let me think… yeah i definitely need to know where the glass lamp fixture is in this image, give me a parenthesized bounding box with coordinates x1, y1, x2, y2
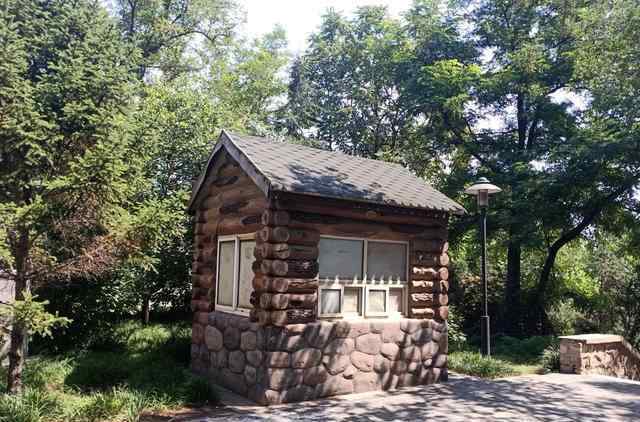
(464, 177, 502, 207)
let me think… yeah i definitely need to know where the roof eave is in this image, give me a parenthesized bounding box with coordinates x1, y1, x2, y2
(272, 189, 467, 217)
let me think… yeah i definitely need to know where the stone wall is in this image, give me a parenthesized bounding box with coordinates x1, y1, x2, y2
(192, 311, 448, 405)
(559, 334, 640, 381)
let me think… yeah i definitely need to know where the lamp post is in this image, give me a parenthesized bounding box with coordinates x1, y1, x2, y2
(465, 177, 501, 357)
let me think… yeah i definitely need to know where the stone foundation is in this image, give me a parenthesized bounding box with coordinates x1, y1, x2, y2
(559, 334, 640, 381)
(192, 311, 448, 405)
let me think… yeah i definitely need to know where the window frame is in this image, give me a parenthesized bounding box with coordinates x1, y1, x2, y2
(215, 233, 256, 316)
(317, 235, 409, 319)
(388, 286, 405, 317)
(364, 285, 389, 318)
(318, 283, 343, 318)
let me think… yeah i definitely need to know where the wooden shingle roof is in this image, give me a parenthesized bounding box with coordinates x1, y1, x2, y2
(188, 130, 465, 215)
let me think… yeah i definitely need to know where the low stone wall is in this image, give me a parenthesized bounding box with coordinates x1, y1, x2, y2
(559, 334, 640, 381)
(191, 311, 448, 404)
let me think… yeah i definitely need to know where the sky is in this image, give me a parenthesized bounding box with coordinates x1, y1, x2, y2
(240, 0, 413, 53)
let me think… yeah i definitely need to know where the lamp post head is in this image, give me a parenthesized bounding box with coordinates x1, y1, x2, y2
(464, 177, 501, 207)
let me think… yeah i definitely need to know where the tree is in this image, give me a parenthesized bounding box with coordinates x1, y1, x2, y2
(127, 79, 218, 323)
(208, 27, 290, 133)
(123, 29, 289, 323)
(409, 0, 640, 333)
(284, 6, 413, 156)
(0, 0, 141, 393)
(113, 0, 241, 79)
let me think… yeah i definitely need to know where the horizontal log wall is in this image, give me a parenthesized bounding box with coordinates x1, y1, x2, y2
(191, 152, 268, 354)
(409, 233, 449, 321)
(192, 168, 450, 335)
(259, 203, 450, 324)
(253, 208, 321, 326)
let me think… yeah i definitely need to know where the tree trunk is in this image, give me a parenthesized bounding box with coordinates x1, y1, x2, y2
(532, 183, 635, 332)
(527, 244, 560, 334)
(7, 229, 30, 394)
(504, 239, 522, 336)
(142, 296, 151, 325)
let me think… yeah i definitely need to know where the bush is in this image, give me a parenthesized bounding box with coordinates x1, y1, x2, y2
(447, 306, 468, 351)
(492, 335, 554, 363)
(0, 321, 217, 422)
(183, 375, 216, 405)
(546, 298, 583, 336)
(541, 341, 561, 373)
(0, 388, 62, 422)
(448, 351, 517, 378)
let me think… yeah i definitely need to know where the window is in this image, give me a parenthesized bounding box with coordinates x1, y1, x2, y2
(317, 236, 408, 319)
(318, 238, 363, 279)
(319, 287, 341, 316)
(215, 234, 256, 314)
(389, 288, 404, 315)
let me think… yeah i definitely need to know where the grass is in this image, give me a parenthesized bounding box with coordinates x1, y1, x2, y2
(449, 335, 555, 378)
(0, 321, 218, 422)
(448, 351, 518, 378)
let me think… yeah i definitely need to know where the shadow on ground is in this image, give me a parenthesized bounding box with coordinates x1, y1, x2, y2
(171, 373, 640, 421)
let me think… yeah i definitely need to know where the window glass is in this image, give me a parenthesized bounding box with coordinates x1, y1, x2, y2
(217, 241, 235, 306)
(318, 238, 363, 279)
(389, 288, 403, 314)
(320, 289, 341, 314)
(237, 240, 256, 309)
(367, 289, 386, 313)
(366, 241, 407, 281)
(343, 287, 361, 314)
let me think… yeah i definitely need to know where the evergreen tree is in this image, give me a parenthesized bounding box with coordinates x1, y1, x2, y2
(0, 0, 140, 392)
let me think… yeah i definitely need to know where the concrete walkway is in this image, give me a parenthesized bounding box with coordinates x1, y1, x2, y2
(174, 373, 640, 421)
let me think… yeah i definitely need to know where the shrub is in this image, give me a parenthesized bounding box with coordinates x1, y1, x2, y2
(546, 298, 584, 336)
(0, 321, 216, 422)
(20, 357, 73, 391)
(541, 341, 561, 373)
(447, 306, 467, 351)
(448, 351, 517, 378)
(0, 388, 62, 422)
(77, 388, 129, 422)
(183, 375, 216, 405)
(65, 351, 135, 390)
(492, 335, 554, 363)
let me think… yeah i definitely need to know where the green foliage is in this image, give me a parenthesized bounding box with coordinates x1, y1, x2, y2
(448, 351, 517, 379)
(32, 277, 139, 352)
(0, 293, 70, 338)
(492, 336, 554, 364)
(546, 298, 584, 336)
(0, 388, 62, 422)
(0, 0, 143, 283)
(0, 321, 217, 422)
(113, 0, 241, 79)
(447, 232, 507, 335)
(555, 241, 600, 300)
(541, 341, 561, 374)
(283, 6, 414, 155)
(447, 306, 467, 352)
(207, 27, 289, 133)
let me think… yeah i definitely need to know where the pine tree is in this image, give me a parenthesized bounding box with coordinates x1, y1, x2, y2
(0, 0, 141, 393)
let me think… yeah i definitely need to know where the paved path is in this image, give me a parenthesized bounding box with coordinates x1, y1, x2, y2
(173, 373, 640, 421)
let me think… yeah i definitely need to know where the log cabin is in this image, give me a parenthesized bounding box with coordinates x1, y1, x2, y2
(188, 130, 465, 404)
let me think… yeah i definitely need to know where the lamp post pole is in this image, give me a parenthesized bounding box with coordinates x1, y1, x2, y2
(464, 177, 500, 358)
(479, 205, 490, 356)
